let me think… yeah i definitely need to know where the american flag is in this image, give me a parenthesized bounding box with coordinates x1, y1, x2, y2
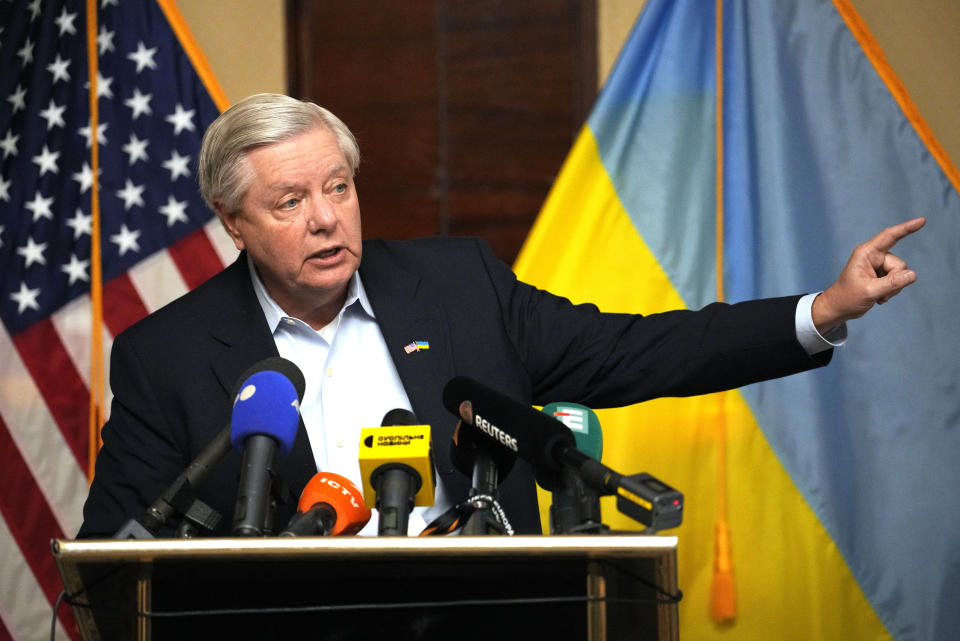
(0, 0, 232, 637)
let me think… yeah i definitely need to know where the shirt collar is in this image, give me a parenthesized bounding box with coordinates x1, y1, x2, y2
(246, 253, 375, 334)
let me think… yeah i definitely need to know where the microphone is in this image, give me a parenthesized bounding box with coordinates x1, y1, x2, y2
(280, 472, 371, 536)
(115, 357, 305, 539)
(542, 403, 605, 534)
(442, 376, 574, 491)
(448, 403, 517, 535)
(230, 359, 304, 536)
(449, 413, 516, 489)
(545, 402, 603, 457)
(114, 427, 231, 539)
(358, 409, 435, 536)
(442, 376, 684, 531)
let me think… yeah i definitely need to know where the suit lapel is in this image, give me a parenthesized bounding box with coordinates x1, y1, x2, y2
(206, 253, 318, 493)
(359, 242, 460, 478)
(207, 254, 278, 395)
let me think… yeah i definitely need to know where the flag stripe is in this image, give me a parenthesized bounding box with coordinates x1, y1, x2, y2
(0, 417, 66, 594)
(586, 0, 718, 311)
(516, 128, 686, 315)
(128, 249, 190, 314)
(167, 226, 227, 289)
(102, 274, 151, 337)
(0, 329, 87, 536)
(0, 512, 71, 641)
(0, 416, 79, 639)
(204, 218, 240, 267)
(50, 296, 98, 391)
(0, 611, 12, 641)
(48, 297, 117, 428)
(12, 321, 89, 469)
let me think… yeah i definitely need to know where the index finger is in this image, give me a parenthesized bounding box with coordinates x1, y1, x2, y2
(868, 217, 926, 253)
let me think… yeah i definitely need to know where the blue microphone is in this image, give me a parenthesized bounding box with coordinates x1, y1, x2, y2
(230, 362, 303, 536)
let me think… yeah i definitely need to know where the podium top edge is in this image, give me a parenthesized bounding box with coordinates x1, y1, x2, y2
(52, 534, 678, 562)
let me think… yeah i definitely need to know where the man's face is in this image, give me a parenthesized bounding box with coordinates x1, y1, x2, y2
(217, 126, 362, 326)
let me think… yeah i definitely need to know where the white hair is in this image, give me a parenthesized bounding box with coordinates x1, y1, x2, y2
(198, 93, 360, 212)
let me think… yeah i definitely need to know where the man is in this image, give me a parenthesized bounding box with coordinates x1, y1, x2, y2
(78, 94, 924, 538)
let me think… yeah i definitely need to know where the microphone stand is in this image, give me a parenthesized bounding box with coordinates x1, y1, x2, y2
(549, 466, 607, 535)
(460, 450, 510, 535)
(115, 428, 232, 539)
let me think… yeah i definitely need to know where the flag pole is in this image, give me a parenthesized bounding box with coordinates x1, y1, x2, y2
(710, 0, 736, 624)
(86, 0, 105, 480)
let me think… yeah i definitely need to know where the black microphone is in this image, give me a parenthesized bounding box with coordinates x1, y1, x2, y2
(114, 426, 232, 539)
(449, 407, 517, 535)
(115, 357, 305, 539)
(358, 409, 434, 536)
(230, 358, 305, 536)
(449, 413, 516, 492)
(442, 376, 684, 530)
(442, 376, 574, 491)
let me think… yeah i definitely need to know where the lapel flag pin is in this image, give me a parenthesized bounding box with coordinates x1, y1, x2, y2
(404, 340, 430, 354)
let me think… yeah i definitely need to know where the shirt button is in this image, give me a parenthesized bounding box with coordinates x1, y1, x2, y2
(326, 367, 334, 377)
(336, 439, 344, 448)
(284, 318, 296, 326)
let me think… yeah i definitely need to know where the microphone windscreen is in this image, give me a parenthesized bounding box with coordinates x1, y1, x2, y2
(230, 369, 300, 457)
(449, 420, 515, 479)
(542, 402, 603, 460)
(298, 472, 371, 536)
(232, 356, 306, 401)
(381, 408, 418, 426)
(358, 423, 435, 508)
(442, 376, 575, 473)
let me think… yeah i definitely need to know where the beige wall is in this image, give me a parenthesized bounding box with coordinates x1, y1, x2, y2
(178, 0, 959, 168)
(853, 0, 960, 166)
(598, 0, 646, 84)
(176, 0, 286, 105)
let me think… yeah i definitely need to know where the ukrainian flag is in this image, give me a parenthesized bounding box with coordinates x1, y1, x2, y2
(515, 1, 960, 640)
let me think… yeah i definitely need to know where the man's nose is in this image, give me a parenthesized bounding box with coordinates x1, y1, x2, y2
(305, 198, 337, 233)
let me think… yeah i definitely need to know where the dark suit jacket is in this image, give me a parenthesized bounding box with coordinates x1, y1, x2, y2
(78, 236, 829, 538)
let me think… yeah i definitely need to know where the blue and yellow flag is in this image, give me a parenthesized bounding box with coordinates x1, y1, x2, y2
(515, 1, 960, 640)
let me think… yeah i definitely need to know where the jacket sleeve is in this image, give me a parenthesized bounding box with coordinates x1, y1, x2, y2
(470, 239, 831, 408)
(76, 331, 190, 538)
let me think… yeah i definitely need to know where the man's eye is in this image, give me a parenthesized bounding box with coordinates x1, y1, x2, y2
(280, 198, 299, 209)
(334, 183, 347, 194)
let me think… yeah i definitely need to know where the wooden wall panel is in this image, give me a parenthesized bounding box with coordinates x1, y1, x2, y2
(287, 0, 596, 263)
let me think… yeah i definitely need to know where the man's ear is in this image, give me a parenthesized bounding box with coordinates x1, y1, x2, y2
(214, 201, 245, 251)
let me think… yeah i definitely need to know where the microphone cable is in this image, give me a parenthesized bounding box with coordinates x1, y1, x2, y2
(418, 494, 515, 536)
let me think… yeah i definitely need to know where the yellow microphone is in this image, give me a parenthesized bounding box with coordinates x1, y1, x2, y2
(358, 409, 435, 535)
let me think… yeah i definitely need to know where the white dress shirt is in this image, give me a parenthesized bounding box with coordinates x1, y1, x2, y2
(796, 292, 848, 353)
(247, 257, 449, 536)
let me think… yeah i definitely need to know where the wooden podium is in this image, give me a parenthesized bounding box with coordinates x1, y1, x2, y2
(53, 535, 679, 640)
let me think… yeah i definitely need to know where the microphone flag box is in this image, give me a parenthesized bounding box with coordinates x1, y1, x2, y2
(358, 425, 435, 508)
